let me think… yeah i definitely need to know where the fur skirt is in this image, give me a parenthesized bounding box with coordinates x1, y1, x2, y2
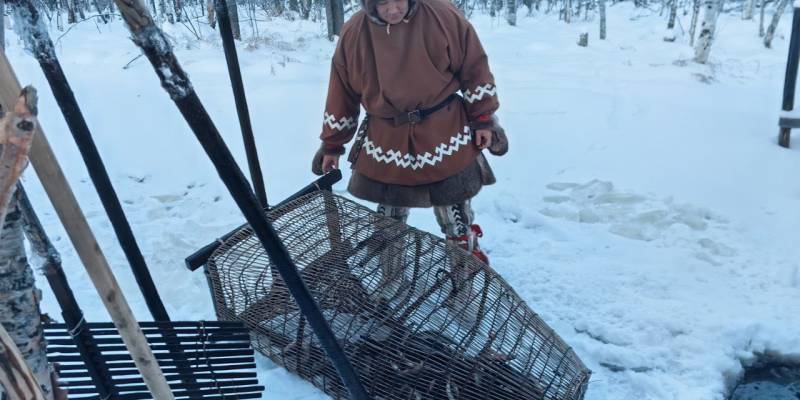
(348, 153, 496, 208)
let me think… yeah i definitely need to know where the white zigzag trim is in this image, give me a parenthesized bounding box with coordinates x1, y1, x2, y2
(463, 83, 497, 104)
(324, 112, 357, 131)
(363, 127, 472, 170)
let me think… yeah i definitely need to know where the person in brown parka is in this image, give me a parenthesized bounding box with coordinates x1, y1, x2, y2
(312, 0, 507, 264)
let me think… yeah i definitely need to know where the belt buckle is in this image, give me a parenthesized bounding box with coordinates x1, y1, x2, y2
(407, 110, 422, 125)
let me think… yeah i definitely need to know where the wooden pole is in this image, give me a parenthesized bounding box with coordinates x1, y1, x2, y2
(0, 323, 46, 400)
(779, 7, 800, 148)
(0, 52, 175, 400)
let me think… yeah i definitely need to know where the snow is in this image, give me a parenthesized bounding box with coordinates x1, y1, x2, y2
(5, 3, 800, 399)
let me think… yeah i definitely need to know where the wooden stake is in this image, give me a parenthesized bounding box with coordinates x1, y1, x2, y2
(0, 323, 46, 400)
(0, 52, 175, 400)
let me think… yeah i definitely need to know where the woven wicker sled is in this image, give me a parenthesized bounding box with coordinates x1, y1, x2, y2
(204, 190, 591, 400)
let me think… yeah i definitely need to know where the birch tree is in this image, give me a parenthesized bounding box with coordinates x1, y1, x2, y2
(0, 0, 4, 50)
(505, 0, 517, 25)
(228, 0, 241, 40)
(764, 0, 791, 48)
(0, 89, 56, 400)
(325, 0, 344, 39)
(759, 0, 767, 36)
(694, 0, 722, 63)
(0, 200, 55, 400)
(743, 0, 754, 19)
(667, 0, 677, 29)
(599, 0, 607, 39)
(689, 0, 701, 45)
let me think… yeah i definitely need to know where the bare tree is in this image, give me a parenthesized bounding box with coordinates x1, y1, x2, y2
(667, 0, 677, 28)
(0, 0, 4, 50)
(174, 0, 183, 21)
(759, 0, 767, 35)
(66, 0, 77, 22)
(599, 0, 607, 38)
(0, 201, 55, 400)
(694, 0, 722, 63)
(207, 0, 216, 27)
(505, 0, 517, 25)
(764, 0, 790, 48)
(0, 88, 57, 400)
(689, 0, 701, 45)
(228, 0, 241, 39)
(743, 0, 754, 19)
(324, 0, 343, 39)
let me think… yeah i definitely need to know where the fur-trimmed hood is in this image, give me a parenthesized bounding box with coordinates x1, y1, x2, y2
(360, 0, 419, 26)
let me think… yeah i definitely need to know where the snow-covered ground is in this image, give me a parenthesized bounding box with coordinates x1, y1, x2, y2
(5, 3, 800, 399)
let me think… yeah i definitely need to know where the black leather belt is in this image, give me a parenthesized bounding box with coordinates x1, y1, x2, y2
(382, 93, 459, 126)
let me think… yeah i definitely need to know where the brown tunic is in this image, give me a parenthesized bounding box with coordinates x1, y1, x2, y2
(319, 0, 500, 187)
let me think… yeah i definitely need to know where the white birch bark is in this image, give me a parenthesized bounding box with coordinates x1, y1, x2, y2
(0, 202, 54, 400)
(764, 0, 791, 48)
(0, 89, 53, 400)
(689, 0, 701, 45)
(694, 0, 722, 63)
(228, 0, 240, 40)
(743, 0, 754, 19)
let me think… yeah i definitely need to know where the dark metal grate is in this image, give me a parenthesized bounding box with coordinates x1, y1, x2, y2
(44, 320, 264, 399)
(207, 191, 590, 400)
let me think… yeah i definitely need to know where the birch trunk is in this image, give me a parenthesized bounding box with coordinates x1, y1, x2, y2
(207, 0, 215, 28)
(0, 0, 4, 50)
(764, 0, 790, 48)
(743, 0, 754, 19)
(66, 0, 76, 23)
(667, 0, 677, 28)
(174, 0, 182, 21)
(158, 0, 166, 20)
(0, 88, 53, 400)
(760, 0, 767, 36)
(599, 0, 607, 38)
(0, 201, 53, 400)
(325, 0, 344, 39)
(505, 0, 517, 25)
(689, 0, 700, 44)
(694, 0, 722, 63)
(228, 0, 240, 40)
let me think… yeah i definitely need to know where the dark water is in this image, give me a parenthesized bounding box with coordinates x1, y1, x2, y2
(730, 363, 800, 400)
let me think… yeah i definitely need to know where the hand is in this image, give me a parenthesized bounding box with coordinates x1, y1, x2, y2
(322, 154, 340, 173)
(475, 129, 493, 150)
